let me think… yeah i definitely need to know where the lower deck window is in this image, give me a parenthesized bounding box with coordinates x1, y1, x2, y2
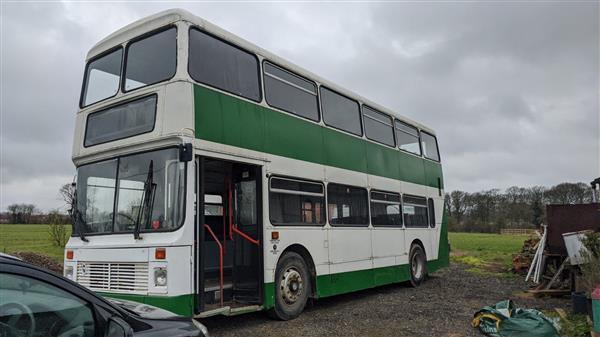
(403, 195, 429, 228)
(327, 183, 368, 226)
(428, 198, 436, 228)
(269, 177, 324, 226)
(371, 191, 402, 227)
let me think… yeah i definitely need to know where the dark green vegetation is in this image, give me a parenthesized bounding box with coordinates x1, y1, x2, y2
(446, 182, 594, 233)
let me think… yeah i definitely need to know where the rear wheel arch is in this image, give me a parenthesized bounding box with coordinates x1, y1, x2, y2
(410, 239, 427, 259)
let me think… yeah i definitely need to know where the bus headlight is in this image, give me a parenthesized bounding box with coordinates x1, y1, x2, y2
(64, 266, 74, 280)
(154, 267, 167, 287)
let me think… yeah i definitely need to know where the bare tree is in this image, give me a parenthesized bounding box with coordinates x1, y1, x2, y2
(47, 209, 70, 246)
(6, 203, 38, 224)
(59, 183, 75, 214)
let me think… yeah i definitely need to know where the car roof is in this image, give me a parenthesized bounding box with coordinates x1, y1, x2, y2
(0, 252, 21, 260)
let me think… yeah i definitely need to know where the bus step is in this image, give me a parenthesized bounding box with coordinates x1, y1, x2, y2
(197, 306, 231, 318)
(196, 305, 262, 318)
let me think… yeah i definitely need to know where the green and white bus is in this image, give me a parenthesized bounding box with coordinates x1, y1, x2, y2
(64, 9, 449, 320)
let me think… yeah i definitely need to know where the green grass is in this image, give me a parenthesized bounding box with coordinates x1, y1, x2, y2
(0, 225, 530, 274)
(0, 224, 70, 262)
(449, 232, 530, 276)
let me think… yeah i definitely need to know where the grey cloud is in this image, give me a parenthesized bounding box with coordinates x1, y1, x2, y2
(1, 2, 598, 211)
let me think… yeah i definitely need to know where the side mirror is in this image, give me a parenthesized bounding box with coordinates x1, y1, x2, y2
(106, 316, 133, 337)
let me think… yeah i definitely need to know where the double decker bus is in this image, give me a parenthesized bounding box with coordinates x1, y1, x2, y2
(64, 8, 449, 320)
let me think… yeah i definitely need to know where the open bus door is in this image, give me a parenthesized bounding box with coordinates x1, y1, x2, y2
(196, 157, 262, 315)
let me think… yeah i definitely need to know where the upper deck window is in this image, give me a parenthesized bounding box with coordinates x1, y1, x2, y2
(188, 28, 261, 102)
(81, 48, 122, 107)
(263, 62, 319, 121)
(421, 131, 440, 161)
(320, 87, 362, 136)
(363, 106, 395, 147)
(395, 120, 421, 155)
(124, 27, 177, 91)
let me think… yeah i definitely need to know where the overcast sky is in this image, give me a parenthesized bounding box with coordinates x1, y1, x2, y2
(1, 1, 598, 212)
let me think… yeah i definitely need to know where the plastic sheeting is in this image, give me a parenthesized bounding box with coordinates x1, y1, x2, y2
(472, 300, 560, 337)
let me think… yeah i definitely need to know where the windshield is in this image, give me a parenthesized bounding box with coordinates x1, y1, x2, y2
(74, 148, 185, 235)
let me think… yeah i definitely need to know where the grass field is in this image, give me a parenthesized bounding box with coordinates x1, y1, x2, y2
(0, 224, 529, 273)
(449, 232, 530, 276)
(0, 224, 70, 262)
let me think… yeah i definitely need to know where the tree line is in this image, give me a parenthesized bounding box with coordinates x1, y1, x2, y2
(445, 182, 595, 233)
(2, 204, 70, 224)
(1, 182, 595, 232)
(1, 184, 74, 224)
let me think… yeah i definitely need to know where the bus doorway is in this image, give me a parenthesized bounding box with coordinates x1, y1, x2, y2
(197, 157, 262, 314)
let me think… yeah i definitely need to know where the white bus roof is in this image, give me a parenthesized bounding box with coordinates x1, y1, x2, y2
(88, 8, 436, 135)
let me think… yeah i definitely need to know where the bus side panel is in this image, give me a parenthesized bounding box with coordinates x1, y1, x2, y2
(315, 264, 411, 298)
(262, 228, 329, 310)
(365, 141, 400, 180)
(427, 209, 450, 273)
(194, 85, 266, 153)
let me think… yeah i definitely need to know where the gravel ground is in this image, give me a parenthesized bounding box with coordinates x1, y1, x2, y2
(202, 263, 568, 337)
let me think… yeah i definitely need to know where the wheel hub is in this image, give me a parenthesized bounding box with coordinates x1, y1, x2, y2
(280, 268, 303, 304)
(412, 252, 424, 279)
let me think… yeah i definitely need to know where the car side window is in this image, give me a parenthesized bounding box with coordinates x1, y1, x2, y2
(0, 273, 96, 337)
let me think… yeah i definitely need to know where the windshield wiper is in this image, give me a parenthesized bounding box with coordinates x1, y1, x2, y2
(70, 186, 89, 242)
(134, 160, 156, 240)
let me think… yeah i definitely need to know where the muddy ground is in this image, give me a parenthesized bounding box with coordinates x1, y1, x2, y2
(202, 263, 568, 337)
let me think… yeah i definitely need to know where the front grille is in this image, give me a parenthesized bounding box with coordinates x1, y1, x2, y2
(77, 262, 148, 294)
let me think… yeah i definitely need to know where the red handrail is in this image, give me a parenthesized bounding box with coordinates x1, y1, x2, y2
(232, 225, 260, 246)
(227, 176, 259, 246)
(203, 224, 223, 307)
(228, 177, 233, 240)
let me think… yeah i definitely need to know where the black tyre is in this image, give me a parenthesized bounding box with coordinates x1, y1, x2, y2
(269, 252, 310, 320)
(409, 244, 427, 287)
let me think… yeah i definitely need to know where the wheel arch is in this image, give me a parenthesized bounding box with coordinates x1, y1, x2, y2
(278, 244, 317, 298)
(410, 239, 427, 259)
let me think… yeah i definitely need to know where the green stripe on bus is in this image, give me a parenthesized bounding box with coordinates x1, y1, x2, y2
(428, 210, 450, 273)
(194, 85, 444, 189)
(97, 292, 194, 317)
(263, 210, 450, 310)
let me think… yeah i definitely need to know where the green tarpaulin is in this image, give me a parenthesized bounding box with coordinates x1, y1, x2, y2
(472, 300, 560, 337)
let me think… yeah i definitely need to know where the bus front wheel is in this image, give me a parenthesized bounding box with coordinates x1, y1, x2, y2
(409, 244, 427, 287)
(270, 252, 310, 320)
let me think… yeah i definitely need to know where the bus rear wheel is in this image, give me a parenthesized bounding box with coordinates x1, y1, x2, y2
(270, 252, 310, 320)
(409, 244, 427, 287)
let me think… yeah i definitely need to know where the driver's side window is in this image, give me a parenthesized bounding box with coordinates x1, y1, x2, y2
(0, 273, 96, 337)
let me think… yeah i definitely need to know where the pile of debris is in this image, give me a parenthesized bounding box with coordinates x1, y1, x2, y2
(513, 233, 541, 274)
(11, 251, 63, 275)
